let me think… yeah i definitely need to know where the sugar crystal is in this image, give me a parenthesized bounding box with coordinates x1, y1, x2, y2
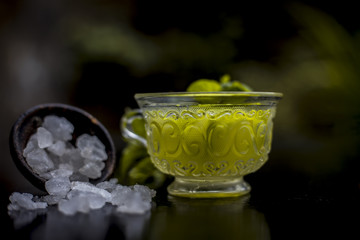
(40, 195, 63, 205)
(69, 172, 89, 182)
(23, 135, 38, 158)
(45, 177, 71, 196)
(36, 127, 53, 148)
(116, 192, 151, 214)
(9, 192, 47, 210)
(71, 181, 112, 200)
(79, 161, 104, 179)
(109, 185, 132, 206)
(58, 197, 90, 215)
(67, 190, 106, 210)
(60, 148, 84, 171)
(47, 140, 66, 156)
(43, 115, 74, 141)
(132, 184, 156, 202)
(11, 114, 156, 217)
(26, 148, 54, 174)
(96, 178, 118, 192)
(76, 134, 107, 161)
(48, 168, 73, 179)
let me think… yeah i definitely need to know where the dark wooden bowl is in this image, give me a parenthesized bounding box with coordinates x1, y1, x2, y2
(9, 103, 116, 191)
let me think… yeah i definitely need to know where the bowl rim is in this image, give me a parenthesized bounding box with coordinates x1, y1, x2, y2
(135, 91, 283, 106)
(135, 91, 283, 99)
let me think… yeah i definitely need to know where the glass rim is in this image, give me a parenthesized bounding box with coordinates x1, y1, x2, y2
(135, 91, 283, 99)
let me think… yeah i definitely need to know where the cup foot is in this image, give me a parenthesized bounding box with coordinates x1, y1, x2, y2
(167, 177, 251, 198)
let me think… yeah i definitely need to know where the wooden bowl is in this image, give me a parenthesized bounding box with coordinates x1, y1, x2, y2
(9, 103, 116, 191)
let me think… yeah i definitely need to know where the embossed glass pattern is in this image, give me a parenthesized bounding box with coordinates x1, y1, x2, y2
(126, 92, 282, 198)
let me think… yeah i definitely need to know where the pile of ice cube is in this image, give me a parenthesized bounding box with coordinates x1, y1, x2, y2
(8, 115, 156, 215)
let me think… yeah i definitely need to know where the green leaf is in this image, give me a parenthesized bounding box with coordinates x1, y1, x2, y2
(127, 156, 167, 189)
(221, 80, 253, 91)
(186, 79, 222, 92)
(220, 74, 231, 84)
(115, 142, 167, 189)
(187, 75, 252, 92)
(116, 143, 148, 183)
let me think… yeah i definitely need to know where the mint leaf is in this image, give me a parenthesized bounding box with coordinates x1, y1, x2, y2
(220, 74, 231, 84)
(221, 80, 253, 91)
(116, 143, 148, 183)
(187, 75, 252, 92)
(186, 79, 222, 92)
(127, 156, 167, 189)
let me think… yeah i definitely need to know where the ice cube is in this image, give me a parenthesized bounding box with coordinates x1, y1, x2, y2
(79, 161, 104, 179)
(36, 127, 54, 148)
(47, 140, 66, 156)
(26, 148, 54, 174)
(45, 177, 71, 196)
(43, 115, 74, 141)
(76, 134, 107, 161)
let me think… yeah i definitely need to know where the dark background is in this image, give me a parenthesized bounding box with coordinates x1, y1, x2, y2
(0, 1, 359, 238)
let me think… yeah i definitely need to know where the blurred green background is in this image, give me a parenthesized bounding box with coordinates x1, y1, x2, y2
(0, 0, 359, 193)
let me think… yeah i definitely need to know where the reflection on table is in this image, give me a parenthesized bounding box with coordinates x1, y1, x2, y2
(148, 195, 270, 240)
(8, 194, 270, 240)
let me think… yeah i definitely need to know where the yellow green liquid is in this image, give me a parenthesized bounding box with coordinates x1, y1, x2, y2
(144, 105, 275, 179)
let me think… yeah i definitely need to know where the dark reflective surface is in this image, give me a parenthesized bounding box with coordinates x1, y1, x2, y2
(148, 195, 270, 240)
(7, 204, 151, 240)
(1, 1, 360, 240)
(3, 168, 360, 240)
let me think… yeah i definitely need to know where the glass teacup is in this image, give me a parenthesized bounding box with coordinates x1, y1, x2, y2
(121, 92, 282, 198)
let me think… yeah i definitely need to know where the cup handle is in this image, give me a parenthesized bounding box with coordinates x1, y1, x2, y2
(120, 108, 147, 147)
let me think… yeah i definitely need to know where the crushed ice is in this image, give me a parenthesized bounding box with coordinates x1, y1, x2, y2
(8, 115, 156, 216)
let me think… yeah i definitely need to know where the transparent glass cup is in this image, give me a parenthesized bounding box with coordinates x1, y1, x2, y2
(121, 92, 283, 198)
